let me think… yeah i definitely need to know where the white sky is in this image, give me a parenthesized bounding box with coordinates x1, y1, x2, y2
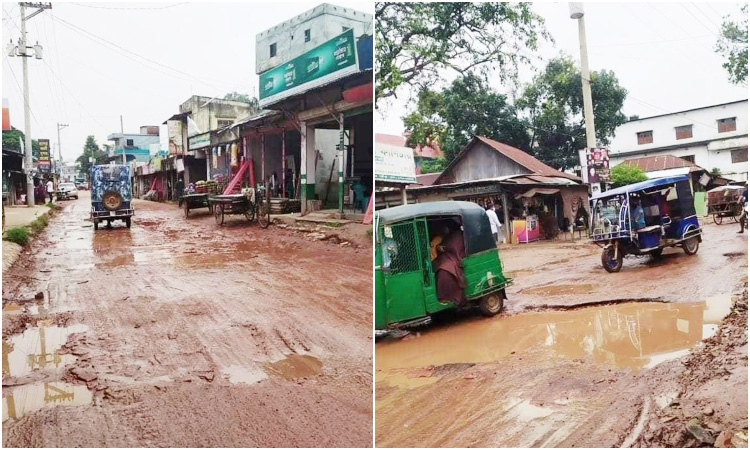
(2, 0, 372, 164)
(376, 1, 749, 137)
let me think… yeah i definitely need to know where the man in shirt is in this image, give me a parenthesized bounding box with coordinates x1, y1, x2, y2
(485, 203, 502, 244)
(632, 198, 646, 230)
(45, 178, 54, 203)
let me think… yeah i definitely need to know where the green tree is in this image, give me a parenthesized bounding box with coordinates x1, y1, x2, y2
(223, 91, 252, 103)
(716, 4, 748, 86)
(517, 55, 628, 170)
(403, 74, 530, 163)
(76, 135, 107, 179)
(419, 158, 447, 174)
(610, 164, 648, 187)
(2, 127, 40, 156)
(375, 2, 550, 103)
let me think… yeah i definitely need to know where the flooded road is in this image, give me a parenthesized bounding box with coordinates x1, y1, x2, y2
(3, 193, 372, 447)
(376, 222, 747, 447)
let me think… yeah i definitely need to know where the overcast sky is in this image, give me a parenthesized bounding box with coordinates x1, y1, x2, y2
(2, 1, 372, 164)
(376, 2, 748, 137)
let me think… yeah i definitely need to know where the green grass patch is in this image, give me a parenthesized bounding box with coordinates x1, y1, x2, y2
(28, 214, 50, 234)
(4, 227, 30, 246)
(45, 202, 56, 208)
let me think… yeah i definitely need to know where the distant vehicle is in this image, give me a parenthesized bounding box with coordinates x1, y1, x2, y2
(56, 182, 79, 200)
(90, 165, 133, 230)
(76, 182, 89, 191)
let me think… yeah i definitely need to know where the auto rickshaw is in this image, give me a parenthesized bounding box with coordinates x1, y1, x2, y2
(590, 175, 702, 273)
(375, 201, 512, 330)
(90, 164, 134, 230)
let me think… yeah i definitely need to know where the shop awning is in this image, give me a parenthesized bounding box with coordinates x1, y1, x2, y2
(516, 187, 560, 198)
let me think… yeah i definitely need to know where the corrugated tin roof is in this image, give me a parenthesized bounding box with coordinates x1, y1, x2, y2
(621, 154, 699, 172)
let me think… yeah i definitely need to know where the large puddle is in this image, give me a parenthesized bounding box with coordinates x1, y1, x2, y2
(376, 295, 733, 372)
(265, 354, 323, 380)
(2, 382, 93, 421)
(3, 322, 88, 378)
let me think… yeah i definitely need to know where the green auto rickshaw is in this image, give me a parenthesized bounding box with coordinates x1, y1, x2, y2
(375, 201, 512, 330)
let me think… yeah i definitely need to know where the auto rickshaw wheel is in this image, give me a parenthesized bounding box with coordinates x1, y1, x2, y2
(93, 219, 98, 231)
(650, 248, 663, 259)
(102, 191, 123, 211)
(214, 204, 224, 226)
(125, 217, 131, 228)
(683, 236, 700, 255)
(601, 246, 623, 273)
(478, 292, 503, 317)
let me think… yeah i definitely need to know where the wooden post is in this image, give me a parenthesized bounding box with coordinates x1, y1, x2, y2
(501, 191, 511, 243)
(281, 128, 286, 198)
(242, 135, 248, 186)
(261, 133, 266, 188)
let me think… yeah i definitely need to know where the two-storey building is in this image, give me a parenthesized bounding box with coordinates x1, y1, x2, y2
(609, 100, 748, 182)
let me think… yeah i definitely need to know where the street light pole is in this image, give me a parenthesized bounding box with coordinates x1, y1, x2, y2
(570, 2, 598, 193)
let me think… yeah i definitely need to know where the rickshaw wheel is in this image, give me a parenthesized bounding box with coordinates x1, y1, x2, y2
(683, 237, 699, 255)
(93, 219, 98, 231)
(214, 205, 224, 226)
(184, 203, 189, 218)
(257, 201, 270, 229)
(601, 246, 623, 273)
(714, 214, 723, 225)
(650, 248, 663, 259)
(478, 292, 503, 317)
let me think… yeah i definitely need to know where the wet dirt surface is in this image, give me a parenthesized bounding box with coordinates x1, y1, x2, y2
(3, 193, 372, 447)
(376, 223, 747, 448)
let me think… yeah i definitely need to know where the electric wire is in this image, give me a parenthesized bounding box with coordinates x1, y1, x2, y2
(68, 2, 188, 11)
(679, 3, 721, 37)
(3, 54, 43, 128)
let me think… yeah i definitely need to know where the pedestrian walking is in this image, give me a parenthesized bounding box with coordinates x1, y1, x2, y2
(45, 178, 55, 203)
(738, 185, 747, 234)
(485, 203, 502, 244)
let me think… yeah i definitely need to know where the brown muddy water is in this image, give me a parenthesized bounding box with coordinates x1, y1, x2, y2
(377, 294, 732, 376)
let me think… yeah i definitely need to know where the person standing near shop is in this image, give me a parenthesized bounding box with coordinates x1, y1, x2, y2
(45, 178, 55, 203)
(485, 203, 502, 243)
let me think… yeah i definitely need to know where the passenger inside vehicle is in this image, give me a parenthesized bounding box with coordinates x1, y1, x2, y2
(428, 217, 466, 305)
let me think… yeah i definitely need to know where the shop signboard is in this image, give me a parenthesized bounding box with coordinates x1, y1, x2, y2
(2, 98, 10, 131)
(259, 29, 358, 107)
(168, 120, 184, 155)
(586, 147, 610, 183)
(188, 132, 210, 151)
(374, 143, 417, 184)
(38, 139, 51, 172)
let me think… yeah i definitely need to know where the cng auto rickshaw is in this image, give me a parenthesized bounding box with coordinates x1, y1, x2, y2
(90, 164, 134, 230)
(591, 175, 702, 273)
(375, 201, 512, 330)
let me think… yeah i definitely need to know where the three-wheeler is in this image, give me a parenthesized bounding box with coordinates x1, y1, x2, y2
(375, 201, 512, 330)
(590, 175, 702, 273)
(90, 164, 134, 230)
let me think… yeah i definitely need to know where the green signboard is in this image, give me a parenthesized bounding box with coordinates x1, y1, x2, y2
(188, 132, 211, 150)
(259, 29, 357, 103)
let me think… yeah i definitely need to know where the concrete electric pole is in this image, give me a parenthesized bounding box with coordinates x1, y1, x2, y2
(9, 2, 52, 206)
(57, 122, 68, 179)
(569, 2, 599, 194)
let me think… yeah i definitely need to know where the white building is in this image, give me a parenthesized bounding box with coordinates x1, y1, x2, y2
(609, 100, 748, 182)
(255, 3, 373, 74)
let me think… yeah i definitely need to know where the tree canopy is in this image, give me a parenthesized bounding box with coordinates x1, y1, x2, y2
(75, 136, 107, 178)
(610, 164, 648, 187)
(2, 127, 40, 157)
(375, 2, 550, 103)
(716, 4, 748, 86)
(517, 56, 628, 170)
(403, 73, 529, 163)
(223, 91, 254, 104)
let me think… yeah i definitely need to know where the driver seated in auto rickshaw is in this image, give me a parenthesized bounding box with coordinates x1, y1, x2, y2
(431, 221, 467, 306)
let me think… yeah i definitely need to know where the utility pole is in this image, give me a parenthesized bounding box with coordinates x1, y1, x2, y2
(569, 2, 599, 195)
(57, 123, 68, 180)
(8, 2, 52, 206)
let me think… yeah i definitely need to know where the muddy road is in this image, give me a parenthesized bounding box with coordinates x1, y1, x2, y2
(3, 193, 372, 447)
(376, 222, 747, 447)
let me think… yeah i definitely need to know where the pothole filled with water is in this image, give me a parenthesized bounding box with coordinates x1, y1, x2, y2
(2, 381, 93, 421)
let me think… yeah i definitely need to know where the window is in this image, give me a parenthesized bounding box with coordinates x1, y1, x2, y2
(675, 125, 693, 140)
(637, 130, 653, 145)
(681, 155, 695, 163)
(731, 148, 748, 163)
(718, 117, 736, 133)
(269, 43, 277, 58)
(125, 139, 134, 147)
(304, 29, 310, 42)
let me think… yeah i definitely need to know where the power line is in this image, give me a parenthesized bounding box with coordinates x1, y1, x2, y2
(588, 34, 714, 48)
(2, 54, 42, 128)
(689, 3, 722, 33)
(34, 17, 64, 121)
(647, 3, 716, 54)
(679, 3, 720, 37)
(48, 12, 68, 121)
(69, 2, 188, 11)
(627, 96, 721, 130)
(49, 13, 242, 93)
